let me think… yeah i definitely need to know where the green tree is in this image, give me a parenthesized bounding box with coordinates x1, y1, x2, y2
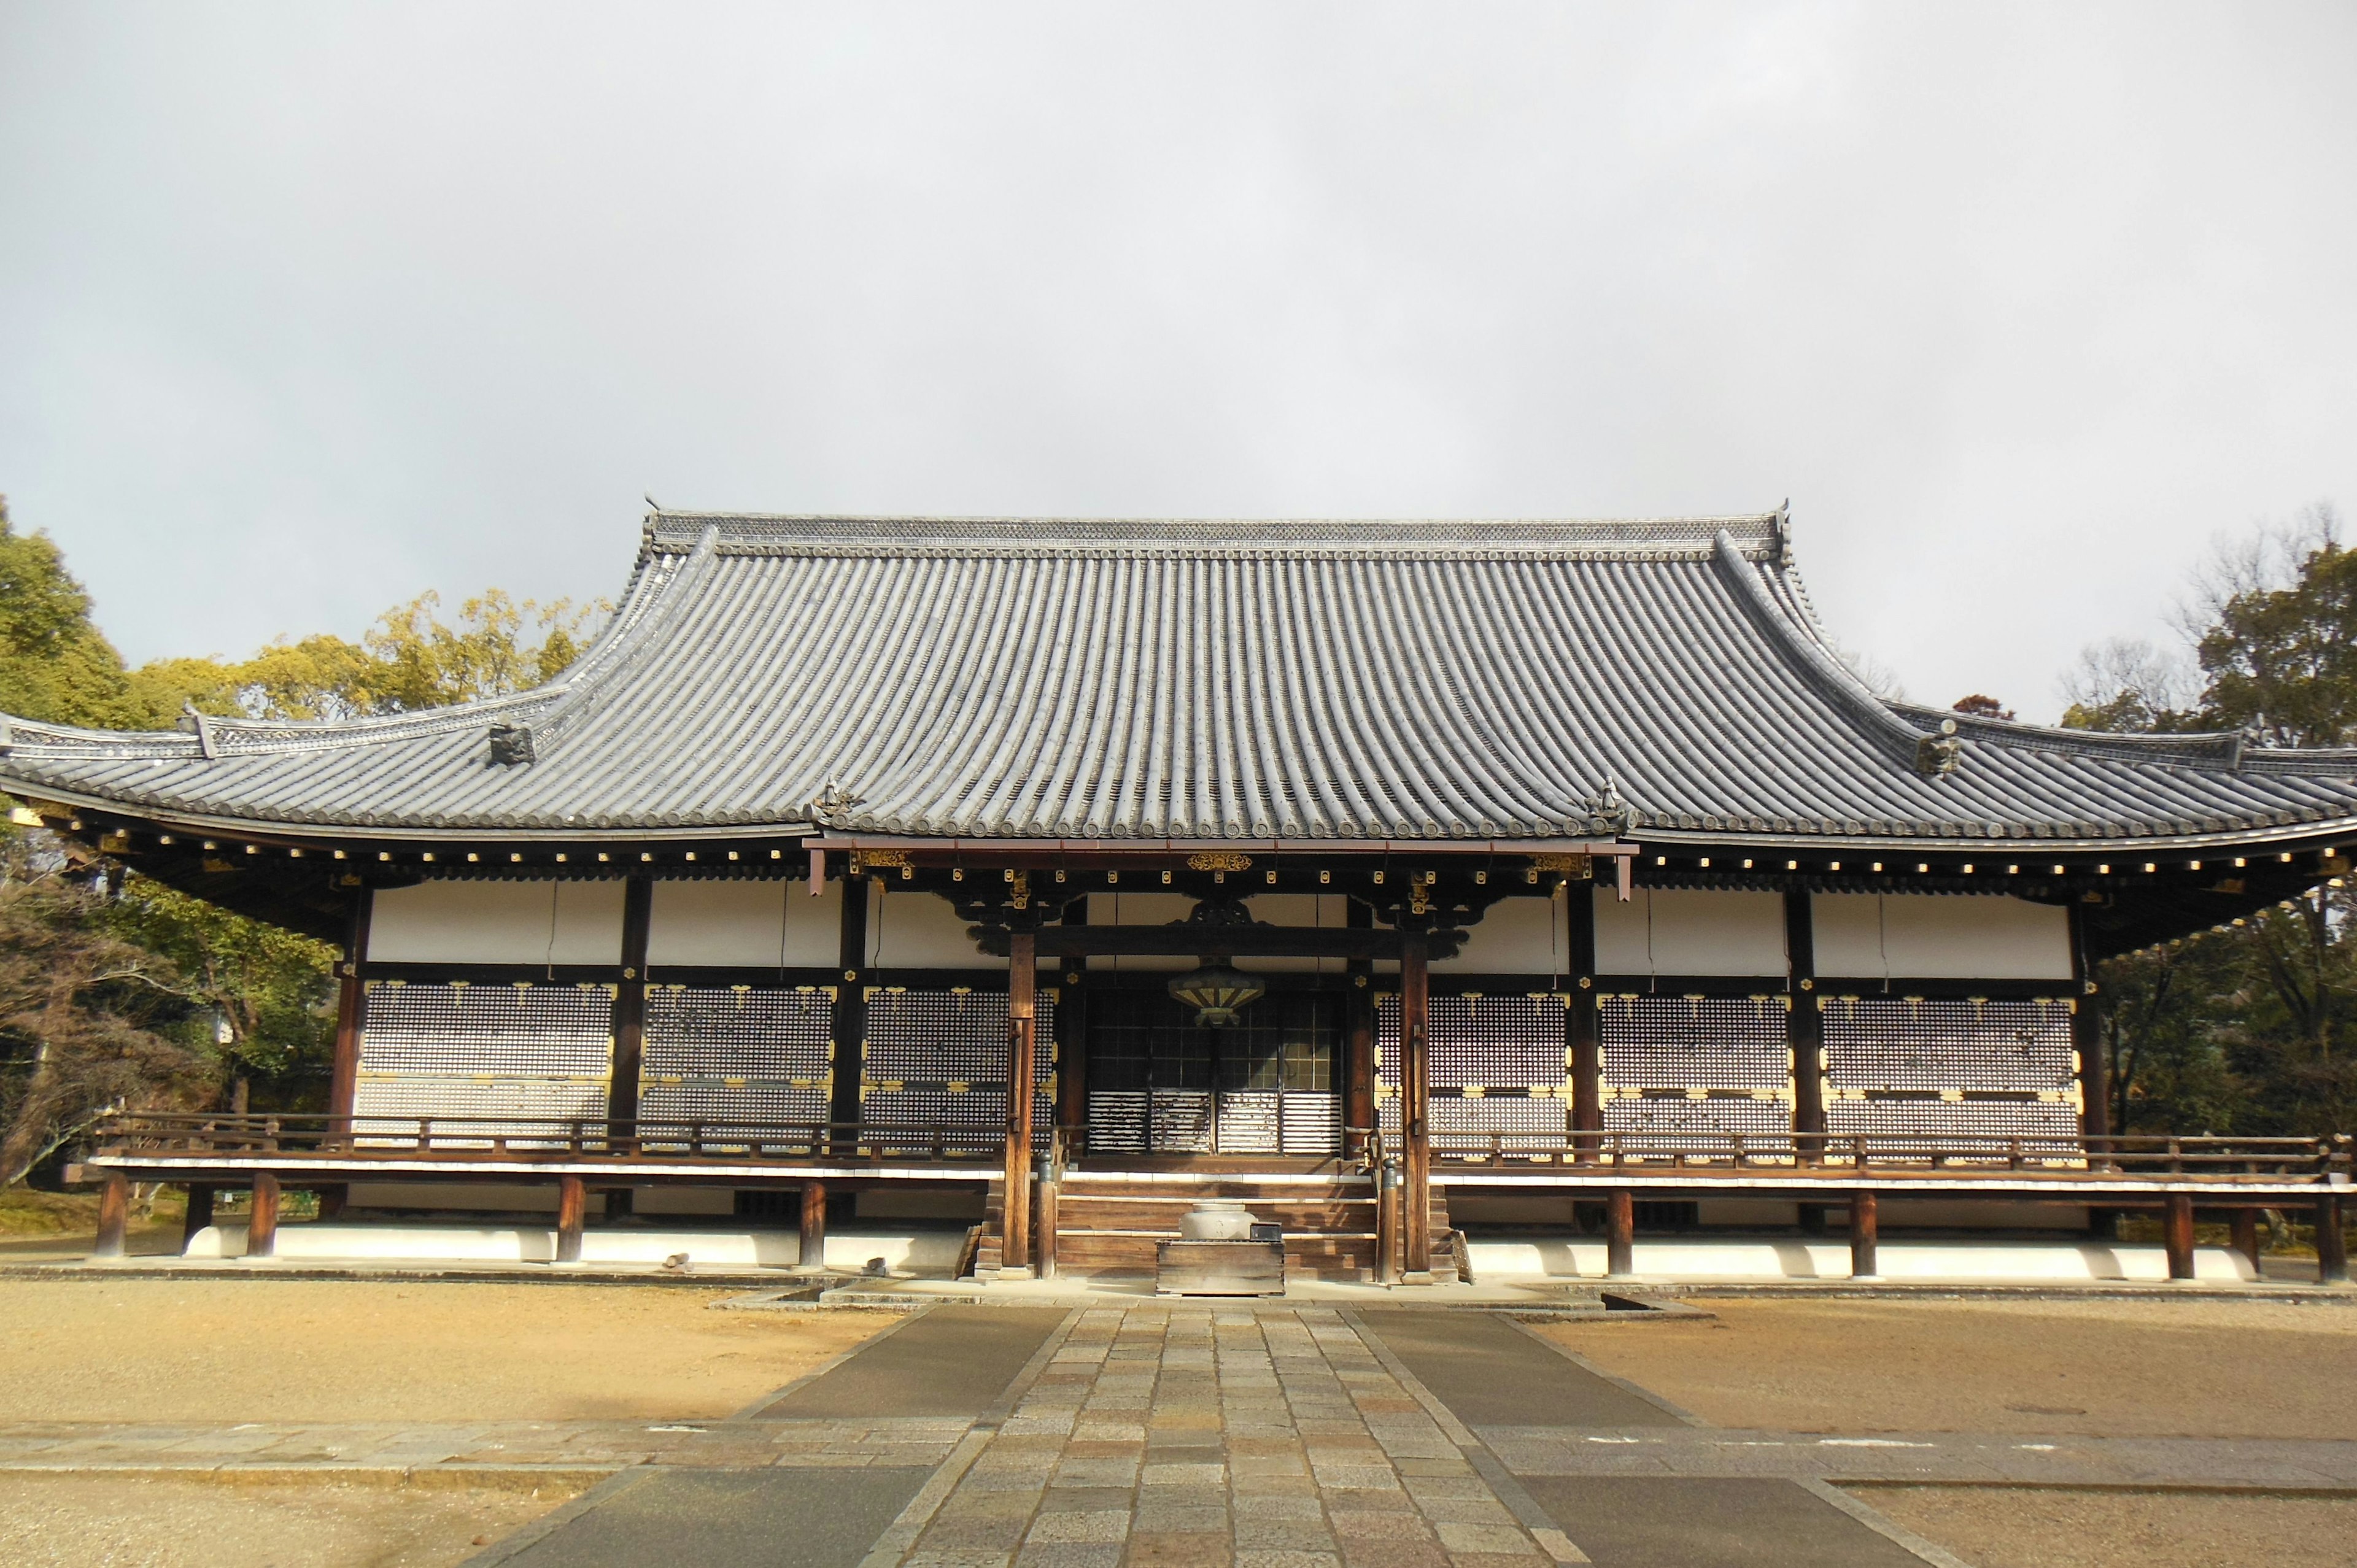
(0, 498, 175, 730)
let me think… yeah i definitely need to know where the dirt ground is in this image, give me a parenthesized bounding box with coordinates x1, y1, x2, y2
(1855, 1486, 2357, 1568)
(1544, 1296, 2357, 1439)
(0, 1280, 884, 1423)
(0, 1473, 579, 1568)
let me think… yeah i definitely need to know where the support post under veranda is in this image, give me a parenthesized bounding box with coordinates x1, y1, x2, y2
(1002, 930, 1037, 1278)
(92, 1172, 130, 1259)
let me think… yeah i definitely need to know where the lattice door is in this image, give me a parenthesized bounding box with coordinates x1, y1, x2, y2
(1822, 996, 2081, 1154)
(1597, 994, 1794, 1153)
(1377, 994, 1570, 1155)
(637, 985, 833, 1148)
(862, 987, 1057, 1153)
(354, 981, 614, 1146)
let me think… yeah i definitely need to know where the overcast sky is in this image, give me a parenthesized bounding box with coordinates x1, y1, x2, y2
(2, 4, 2352, 722)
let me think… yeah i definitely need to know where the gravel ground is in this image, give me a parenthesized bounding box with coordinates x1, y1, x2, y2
(1854, 1486, 2357, 1568)
(0, 1473, 579, 1568)
(0, 1279, 883, 1423)
(1544, 1296, 2357, 1439)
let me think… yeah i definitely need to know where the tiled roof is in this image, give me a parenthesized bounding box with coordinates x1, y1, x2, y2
(4, 511, 2355, 848)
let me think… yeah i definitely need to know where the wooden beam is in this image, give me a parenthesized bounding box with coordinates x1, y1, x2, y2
(831, 880, 870, 1153)
(1605, 1188, 1635, 1279)
(93, 1173, 130, 1259)
(1849, 1192, 1879, 1280)
(1033, 927, 1407, 959)
(1002, 930, 1037, 1276)
(554, 1175, 587, 1264)
(2318, 1194, 2348, 1285)
(1400, 932, 1432, 1281)
(2164, 1192, 2196, 1281)
(799, 1181, 827, 1272)
(247, 1173, 281, 1259)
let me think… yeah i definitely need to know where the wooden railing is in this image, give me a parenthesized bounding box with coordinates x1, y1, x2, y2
(91, 1111, 1008, 1164)
(1428, 1129, 2355, 1182)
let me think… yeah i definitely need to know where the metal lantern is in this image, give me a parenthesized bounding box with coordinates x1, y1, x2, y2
(1167, 962, 1266, 1027)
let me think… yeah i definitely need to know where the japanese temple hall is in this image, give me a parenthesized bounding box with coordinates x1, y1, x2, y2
(10, 511, 2355, 1283)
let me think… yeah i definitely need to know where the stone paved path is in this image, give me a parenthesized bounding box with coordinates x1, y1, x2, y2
(9, 1301, 2356, 1565)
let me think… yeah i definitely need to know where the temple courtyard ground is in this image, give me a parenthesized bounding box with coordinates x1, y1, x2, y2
(0, 1279, 2350, 1566)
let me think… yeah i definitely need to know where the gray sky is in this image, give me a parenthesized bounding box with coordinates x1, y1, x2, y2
(2, 3, 2352, 722)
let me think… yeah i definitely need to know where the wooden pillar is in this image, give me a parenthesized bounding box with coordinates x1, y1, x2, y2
(1604, 1188, 1635, 1279)
(1567, 885, 1601, 1162)
(1344, 902, 1375, 1158)
(1400, 932, 1432, 1280)
(1002, 930, 1037, 1275)
(1055, 903, 1089, 1149)
(2069, 906, 2111, 1145)
(2232, 1208, 2261, 1273)
(2317, 1194, 2348, 1284)
(93, 1173, 130, 1259)
(247, 1173, 281, 1259)
(799, 1181, 827, 1272)
(180, 1183, 216, 1254)
(2164, 1192, 2196, 1281)
(830, 878, 870, 1153)
(1849, 1191, 1879, 1280)
(1784, 890, 1825, 1162)
(328, 890, 373, 1134)
(554, 1175, 586, 1264)
(1375, 1157, 1401, 1284)
(608, 876, 654, 1173)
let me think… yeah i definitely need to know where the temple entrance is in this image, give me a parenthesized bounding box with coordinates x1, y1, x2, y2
(1083, 991, 1341, 1156)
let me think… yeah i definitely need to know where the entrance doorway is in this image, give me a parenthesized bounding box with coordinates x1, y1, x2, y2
(1084, 991, 1341, 1155)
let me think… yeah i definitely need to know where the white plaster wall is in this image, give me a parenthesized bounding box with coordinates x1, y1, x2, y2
(368, 879, 625, 965)
(648, 879, 792, 967)
(1811, 893, 2072, 980)
(1592, 887, 1787, 976)
(1239, 894, 1352, 973)
(868, 885, 991, 968)
(1435, 895, 1571, 974)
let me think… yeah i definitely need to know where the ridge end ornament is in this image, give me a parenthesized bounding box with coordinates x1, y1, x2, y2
(1915, 718, 1964, 777)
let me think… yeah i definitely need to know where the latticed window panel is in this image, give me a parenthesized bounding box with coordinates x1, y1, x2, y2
(1822, 997, 2077, 1094)
(1597, 995, 1790, 1092)
(644, 986, 832, 1079)
(1084, 1087, 1339, 1156)
(359, 982, 614, 1076)
(1376, 993, 1571, 1143)
(1604, 1091, 1795, 1151)
(1827, 1094, 2083, 1153)
(352, 1074, 610, 1148)
(862, 988, 1056, 1149)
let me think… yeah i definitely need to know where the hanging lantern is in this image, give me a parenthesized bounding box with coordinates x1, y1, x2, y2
(1167, 962, 1266, 1027)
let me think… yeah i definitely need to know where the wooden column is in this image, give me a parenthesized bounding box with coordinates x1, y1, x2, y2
(2164, 1193, 2196, 1281)
(608, 876, 654, 1157)
(2232, 1208, 2261, 1273)
(1849, 1192, 1879, 1280)
(2317, 1195, 2348, 1284)
(799, 1181, 827, 1271)
(1002, 930, 1037, 1275)
(1055, 904, 1089, 1149)
(830, 878, 870, 1152)
(1400, 932, 1432, 1280)
(555, 1175, 586, 1264)
(1375, 1157, 1401, 1284)
(327, 889, 373, 1138)
(93, 1173, 130, 1259)
(1784, 890, 1825, 1162)
(180, 1184, 216, 1254)
(2069, 905, 2111, 1143)
(1344, 902, 1375, 1158)
(1604, 1188, 1635, 1279)
(1036, 1166, 1059, 1280)
(247, 1173, 281, 1259)
(1568, 885, 1601, 1162)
